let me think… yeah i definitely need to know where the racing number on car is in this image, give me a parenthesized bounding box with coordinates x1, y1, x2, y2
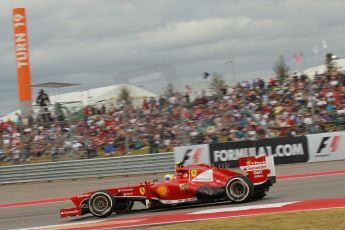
(191, 169, 197, 177)
(139, 187, 145, 195)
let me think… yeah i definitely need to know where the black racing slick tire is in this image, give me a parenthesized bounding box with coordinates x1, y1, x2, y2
(225, 176, 255, 203)
(88, 191, 114, 218)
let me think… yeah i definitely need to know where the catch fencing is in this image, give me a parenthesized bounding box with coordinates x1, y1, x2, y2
(0, 152, 175, 185)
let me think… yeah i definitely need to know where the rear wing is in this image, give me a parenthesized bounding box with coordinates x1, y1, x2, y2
(239, 155, 276, 185)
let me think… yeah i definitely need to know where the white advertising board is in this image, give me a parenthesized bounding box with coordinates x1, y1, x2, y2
(174, 144, 210, 165)
(307, 131, 345, 162)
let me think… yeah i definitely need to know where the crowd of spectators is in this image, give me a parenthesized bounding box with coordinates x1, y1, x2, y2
(1, 70, 345, 164)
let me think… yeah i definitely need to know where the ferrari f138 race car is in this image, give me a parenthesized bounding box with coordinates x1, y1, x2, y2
(60, 155, 276, 218)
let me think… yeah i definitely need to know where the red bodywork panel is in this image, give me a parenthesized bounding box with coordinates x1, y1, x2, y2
(60, 156, 275, 218)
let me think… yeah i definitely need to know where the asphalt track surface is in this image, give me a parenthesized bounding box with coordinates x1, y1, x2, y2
(0, 160, 344, 230)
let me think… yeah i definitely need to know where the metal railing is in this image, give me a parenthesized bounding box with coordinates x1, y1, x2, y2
(0, 152, 175, 185)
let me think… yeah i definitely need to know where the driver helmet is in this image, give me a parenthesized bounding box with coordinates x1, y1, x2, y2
(176, 161, 183, 167)
(164, 174, 173, 181)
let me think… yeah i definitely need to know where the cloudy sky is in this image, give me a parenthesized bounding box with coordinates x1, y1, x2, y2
(1, 0, 345, 116)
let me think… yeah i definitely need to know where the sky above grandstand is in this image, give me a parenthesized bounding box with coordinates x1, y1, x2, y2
(1, 0, 345, 116)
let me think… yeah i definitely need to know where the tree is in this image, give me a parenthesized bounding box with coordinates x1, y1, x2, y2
(210, 73, 225, 91)
(273, 55, 290, 83)
(210, 73, 225, 98)
(164, 83, 176, 97)
(117, 86, 132, 105)
(325, 53, 337, 76)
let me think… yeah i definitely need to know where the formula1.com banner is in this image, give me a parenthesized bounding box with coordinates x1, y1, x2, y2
(209, 136, 309, 167)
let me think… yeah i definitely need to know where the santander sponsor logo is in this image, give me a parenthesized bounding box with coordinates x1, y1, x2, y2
(77, 193, 92, 198)
(118, 188, 134, 192)
(241, 164, 267, 171)
(60, 209, 79, 215)
(247, 159, 266, 166)
(240, 157, 267, 171)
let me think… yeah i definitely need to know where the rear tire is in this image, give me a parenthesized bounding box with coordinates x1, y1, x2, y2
(225, 176, 254, 203)
(88, 191, 114, 218)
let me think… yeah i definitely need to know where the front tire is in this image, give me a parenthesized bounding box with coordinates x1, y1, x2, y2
(225, 176, 254, 203)
(89, 191, 114, 218)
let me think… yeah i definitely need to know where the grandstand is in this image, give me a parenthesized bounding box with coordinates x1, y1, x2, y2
(1, 60, 345, 165)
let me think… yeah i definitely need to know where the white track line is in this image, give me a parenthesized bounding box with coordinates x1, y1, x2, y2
(190, 201, 297, 214)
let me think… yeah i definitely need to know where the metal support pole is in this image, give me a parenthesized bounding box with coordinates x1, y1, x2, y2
(123, 101, 129, 154)
(180, 109, 188, 145)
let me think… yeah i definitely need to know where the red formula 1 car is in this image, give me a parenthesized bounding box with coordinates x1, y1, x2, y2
(60, 155, 276, 218)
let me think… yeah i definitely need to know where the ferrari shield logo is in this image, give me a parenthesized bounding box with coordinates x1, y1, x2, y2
(139, 187, 145, 195)
(191, 169, 197, 177)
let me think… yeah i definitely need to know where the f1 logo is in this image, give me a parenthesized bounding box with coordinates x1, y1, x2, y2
(181, 148, 202, 164)
(317, 136, 341, 154)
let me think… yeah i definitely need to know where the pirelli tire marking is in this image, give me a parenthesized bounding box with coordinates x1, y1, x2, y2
(88, 191, 114, 218)
(225, 176, 254, 203)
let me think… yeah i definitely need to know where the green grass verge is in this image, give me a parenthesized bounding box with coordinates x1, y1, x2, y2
(149, 208, 345, 230)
